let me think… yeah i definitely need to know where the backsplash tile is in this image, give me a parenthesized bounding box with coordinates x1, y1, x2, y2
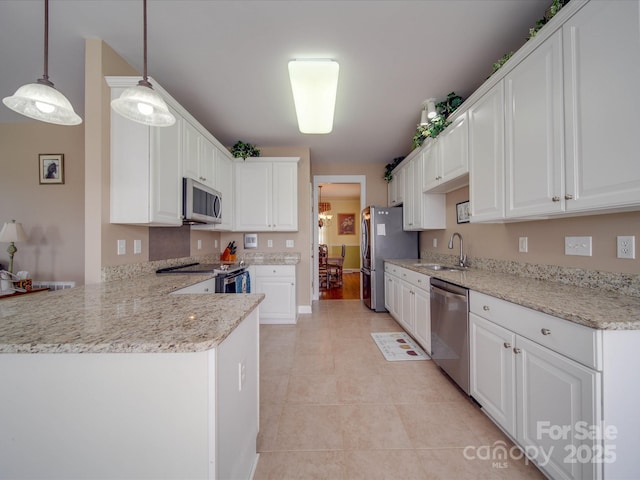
(421, 251, 640, 297)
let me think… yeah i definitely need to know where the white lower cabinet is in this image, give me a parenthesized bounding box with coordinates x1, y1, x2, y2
(251, 265, 297, 324)
(384, 263, 431, 354)
(469, 290, 637, 480)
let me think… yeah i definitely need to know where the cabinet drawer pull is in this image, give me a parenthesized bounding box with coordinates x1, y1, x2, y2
(552, 196, 560, 202)
(483, 305, 490, 311)
(565, 194, 573, 200)
(513, 347, 521, 354)
(541, 328, 551, 336)
(503, 342, 511, 349)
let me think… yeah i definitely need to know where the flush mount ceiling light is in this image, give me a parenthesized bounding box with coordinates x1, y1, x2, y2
(2, 0, 82, 126)
(288, 59, 339, 134)
(111, 0, 175, 127)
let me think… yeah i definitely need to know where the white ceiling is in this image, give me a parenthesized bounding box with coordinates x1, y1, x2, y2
(1, 0, 550, 166)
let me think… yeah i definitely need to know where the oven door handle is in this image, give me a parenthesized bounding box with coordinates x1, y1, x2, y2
(222, 270, 246, 283)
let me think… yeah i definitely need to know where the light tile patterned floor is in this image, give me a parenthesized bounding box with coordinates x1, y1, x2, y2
(254, 300, 545, 479)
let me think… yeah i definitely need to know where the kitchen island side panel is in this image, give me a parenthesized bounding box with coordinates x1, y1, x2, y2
(0, 351, 211, 479)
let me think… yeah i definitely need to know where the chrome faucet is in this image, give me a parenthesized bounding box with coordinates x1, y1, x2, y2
(448, 232, 467, 268)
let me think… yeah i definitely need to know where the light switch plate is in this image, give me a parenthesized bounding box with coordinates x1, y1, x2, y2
(286, 239, 294, 248)
(518, 237, 528, 253)
(117, 239, 126, 256)
(267, 239, 273, 248)
(197, 239, 202, 250)
(565, 236, 592, 256)
(133, 239, 142, 255)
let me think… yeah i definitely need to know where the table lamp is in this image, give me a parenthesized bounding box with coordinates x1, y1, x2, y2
(0, 220, 28, 274)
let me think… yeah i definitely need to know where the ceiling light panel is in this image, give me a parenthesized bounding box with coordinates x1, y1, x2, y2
(288, 59, 339, 134)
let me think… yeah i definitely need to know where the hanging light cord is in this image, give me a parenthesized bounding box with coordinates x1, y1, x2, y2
(138, 0, 153, 89)
(38, 0, 53, 87)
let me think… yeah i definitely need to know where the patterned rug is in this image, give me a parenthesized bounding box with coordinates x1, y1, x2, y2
(370, 332, 429, 361)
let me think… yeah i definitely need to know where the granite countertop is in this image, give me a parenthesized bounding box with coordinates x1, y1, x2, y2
(386, 259, 640, 330)
(0, 274, 264, 354)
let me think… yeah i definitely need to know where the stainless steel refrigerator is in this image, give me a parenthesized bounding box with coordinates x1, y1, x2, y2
(361, 206, 419, 312)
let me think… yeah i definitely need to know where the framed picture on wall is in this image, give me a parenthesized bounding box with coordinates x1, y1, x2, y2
(456, 200, 470, 224)
(338, 213, 356, 235)
(39, 154, 64, 184)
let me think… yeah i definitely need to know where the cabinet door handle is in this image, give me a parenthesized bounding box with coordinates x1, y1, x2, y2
(541, 328, 551, 336)
(552, 196, 560, 202)
(565, 194, 573, 200)
(513, 347, 522, 354)
(483, 305, 490, 311)
(503, 342, 511, 349)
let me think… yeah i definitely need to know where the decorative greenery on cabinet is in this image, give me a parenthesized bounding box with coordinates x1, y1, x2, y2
(231, 140, 261, 160)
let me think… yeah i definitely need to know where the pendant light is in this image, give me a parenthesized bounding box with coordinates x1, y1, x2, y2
(111, 0, 175, 127)
(2, 0, 82, 126)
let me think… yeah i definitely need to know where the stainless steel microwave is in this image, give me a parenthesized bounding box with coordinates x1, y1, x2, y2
(182, 177, 222, 224)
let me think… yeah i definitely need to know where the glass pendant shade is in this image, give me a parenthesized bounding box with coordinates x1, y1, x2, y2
(3, 81, 82, 126)
(111, 82, 176, 127)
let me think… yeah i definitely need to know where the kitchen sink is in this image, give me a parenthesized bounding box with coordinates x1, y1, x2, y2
(412, 263, 466, 272)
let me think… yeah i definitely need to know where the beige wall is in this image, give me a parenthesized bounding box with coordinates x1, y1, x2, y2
(0, 123, 85, 284)
(221, 146, 312, 306)
(322, 198, 360, 247)
(421, 186, 640, 274)
(85, 39, 219, 283)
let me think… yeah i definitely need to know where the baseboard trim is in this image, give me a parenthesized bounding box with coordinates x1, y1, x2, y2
(260, 318, 297, 325)
(298, 305, 312, 314)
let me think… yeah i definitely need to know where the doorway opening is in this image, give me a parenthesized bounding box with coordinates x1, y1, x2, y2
(312, 175, 366, 301)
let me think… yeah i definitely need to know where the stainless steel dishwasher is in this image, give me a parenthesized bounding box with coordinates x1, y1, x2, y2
(430, 278, 470, 395)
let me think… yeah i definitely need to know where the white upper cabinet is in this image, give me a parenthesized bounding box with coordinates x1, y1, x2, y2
(107, 76, 233, 228)
(400, 146, 446, 231)
(423, 113, 469, 193)
(234, 157, 299, 231)
(505, 29, 564, 218)
(563, 0, 640, 213)
(388, 162, 406, 206)
(182, 120, 215, 189)
(469, 82, 505, 222)
(468, 0, 640, 222)
(108, 81, 183, 226)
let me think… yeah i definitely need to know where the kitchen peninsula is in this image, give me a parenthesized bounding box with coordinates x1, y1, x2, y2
(0, 274, 264, 479)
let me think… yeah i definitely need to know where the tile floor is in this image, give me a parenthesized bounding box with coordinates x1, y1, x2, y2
(254, 299, 545, 479)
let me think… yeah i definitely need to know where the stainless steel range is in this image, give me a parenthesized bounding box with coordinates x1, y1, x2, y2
(156, 262, 249, 293)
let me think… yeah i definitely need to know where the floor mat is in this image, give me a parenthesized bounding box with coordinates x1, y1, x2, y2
(370, 332, 430, 361)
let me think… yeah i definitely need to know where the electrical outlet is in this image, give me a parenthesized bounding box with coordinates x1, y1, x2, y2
(433, 238, 438, 248)
(214, 239, 218, 248)
(197, 239, 202, 250)
(286, 239, 294, 248)
(267, 239, 273, 248)
(565, 236, 592, 256)
(133, 239, 142, 254)
(617, 235, 636, 259)
(117, 239, 126, 255)
(518, 237, 528, 253)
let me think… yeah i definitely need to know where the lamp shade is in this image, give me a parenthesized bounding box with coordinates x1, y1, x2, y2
(111, 83, 176, 127)
(3, 81, 82, 126)
(288, 59, 339, 134)
(0, 220, 28, 243)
